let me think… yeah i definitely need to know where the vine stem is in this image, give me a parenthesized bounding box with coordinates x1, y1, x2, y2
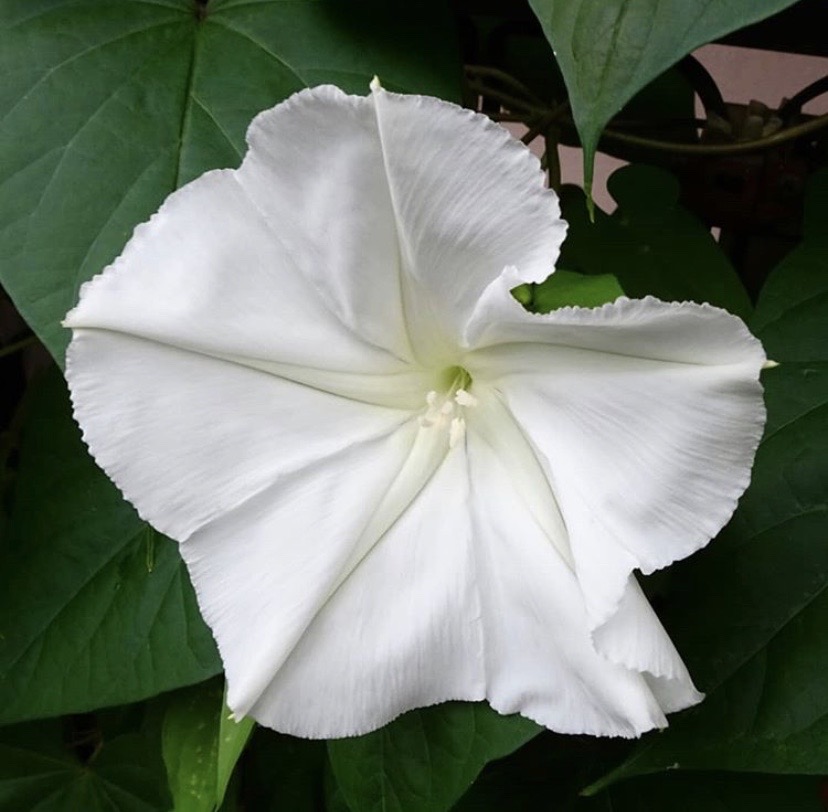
(521, 102, 570, 145)
(469, 70, 828, 157)
(601, 113, 828, 155)
(464, 65, 548, 107)
(465, 81, 537, 114)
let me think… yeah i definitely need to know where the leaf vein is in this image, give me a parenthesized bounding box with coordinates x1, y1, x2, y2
(1, 530, 143, 677)
(191, 94, 244, 159)
(0, 19, 183, 130)
(208, 19, 306, 86)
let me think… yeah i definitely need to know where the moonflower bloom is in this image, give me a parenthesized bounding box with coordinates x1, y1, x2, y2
(64, 81, 766, 739)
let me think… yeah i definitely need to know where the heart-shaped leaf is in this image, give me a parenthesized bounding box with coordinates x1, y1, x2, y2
(527, 0, 799, 194)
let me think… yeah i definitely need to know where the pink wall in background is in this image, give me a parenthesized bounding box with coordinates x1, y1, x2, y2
(695, 43, 828, 116)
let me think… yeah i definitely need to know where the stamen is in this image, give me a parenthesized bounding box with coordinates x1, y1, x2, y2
(419, 368, 476, 448)
(449, 417, 466, 448)
(454, 389, 477, 407)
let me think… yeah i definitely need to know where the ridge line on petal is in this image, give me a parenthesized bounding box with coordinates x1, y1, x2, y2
(368, 84, 420, 363)
(368, 88, 563, 289)
(460, 447, 493, 707)
(469, 388, 575, 570)
(65, 335, 416, 545)
(67, 326, 419, 409)
(235, 424, 455, 718)
(468, 294, 765, 367)
(229, 162, 415, 367)
(178, 415, 415, 545)
(476, 339, 763, 369)
(64, 161, 415, 368)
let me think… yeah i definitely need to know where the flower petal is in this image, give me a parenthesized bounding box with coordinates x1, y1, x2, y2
(465, 428, 701, 735)
(592, 577, 703, 714)
(235, 85, 416, 364)
(61, 81, 761, 741)
(66, 85, 567, 375)
(192, 383, 698, 738)
(64, 168, 406, 378)
(236, 83, 567, 363)
(368, 85, 567, 357)
(465, 288, 766, 632)
(66, 331, 411, 541)
(185, 428, 483, 736)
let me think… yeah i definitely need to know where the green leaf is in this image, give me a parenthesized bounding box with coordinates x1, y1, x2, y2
(530, 269, 624, 313)
(750, 170, 828, 363)
(0, 0, 459, 363)
(161, 683, 222, 812)
(216, 684, 255, 807)
(327, 702, 539, 812)
(0, 367, 220, 724)
(161, 679, 254, 812)
(559, 165, 752, 319)
(584, 170, 828, 790)
(526, 0, 799, 194)
(0, 720, 170, 812)
(492, 23, 695, 156)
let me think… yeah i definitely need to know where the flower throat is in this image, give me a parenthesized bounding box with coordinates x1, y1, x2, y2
(419, 366, 477, 448)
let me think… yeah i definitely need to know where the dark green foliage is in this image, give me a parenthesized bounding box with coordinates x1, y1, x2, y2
(0, 370, 221, 724)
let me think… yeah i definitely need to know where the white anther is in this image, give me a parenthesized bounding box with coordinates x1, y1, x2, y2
(454, 389, 478, 407)
(420, 375, 476, 445)
(449, 417, 466, 448)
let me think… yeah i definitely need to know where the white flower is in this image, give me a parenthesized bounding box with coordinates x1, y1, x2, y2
(63, 82, 766, 739)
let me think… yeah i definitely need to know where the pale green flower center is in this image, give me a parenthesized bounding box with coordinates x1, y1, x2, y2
(419, 365, 477, 447)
